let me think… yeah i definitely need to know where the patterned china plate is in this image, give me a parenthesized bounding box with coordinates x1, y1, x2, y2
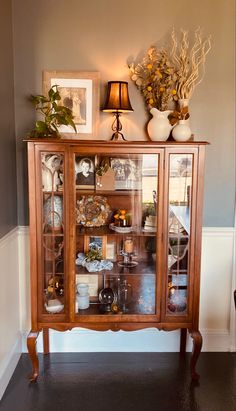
(76, 195, 111, 227)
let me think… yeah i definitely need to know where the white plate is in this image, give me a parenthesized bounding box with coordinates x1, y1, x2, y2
(109, 223, 134, 233)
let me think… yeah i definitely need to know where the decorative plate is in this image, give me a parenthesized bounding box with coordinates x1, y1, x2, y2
(76, 195, 111, 227)
(109, 223, 134, 233)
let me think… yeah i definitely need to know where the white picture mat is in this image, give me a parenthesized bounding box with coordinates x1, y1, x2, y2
(50, 78, 93, 133)
(76, 274, 99, 297)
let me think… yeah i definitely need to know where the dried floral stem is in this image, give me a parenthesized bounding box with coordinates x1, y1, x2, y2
(129, 47, 178, 111)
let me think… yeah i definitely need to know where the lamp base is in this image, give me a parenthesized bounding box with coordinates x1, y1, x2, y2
(111, 131, 126, 141)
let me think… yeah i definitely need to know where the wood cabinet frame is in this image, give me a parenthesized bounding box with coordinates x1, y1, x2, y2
(26, 139, 207, 382)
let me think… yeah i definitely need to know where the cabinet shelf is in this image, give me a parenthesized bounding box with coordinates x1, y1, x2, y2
(76, 303, 156, 316)
(76, 261, 156, 276)
(43, 233, 64, 237)
(76, 189, 141, 196)
(43, 190, 63, 195)
(76, 225, 157, 237)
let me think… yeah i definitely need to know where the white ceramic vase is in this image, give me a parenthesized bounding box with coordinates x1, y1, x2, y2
(147, 108, 174, 141)
(178, 98, 191, 128)
(172, 120, 192, 142)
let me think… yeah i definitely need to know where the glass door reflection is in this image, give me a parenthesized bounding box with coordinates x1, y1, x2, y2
(74, 153, 159, 316)
(167, 154, 193, 315)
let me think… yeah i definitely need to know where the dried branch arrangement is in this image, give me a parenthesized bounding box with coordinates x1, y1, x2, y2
(129, 28, 211, 112)
(170, 28, 211, 99)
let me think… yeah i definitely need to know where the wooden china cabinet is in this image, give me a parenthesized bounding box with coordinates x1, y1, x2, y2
(26, 139, 207, 381)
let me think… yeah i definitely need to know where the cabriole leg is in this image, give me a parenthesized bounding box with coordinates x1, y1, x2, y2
(189, 329, 202, 381)
(27, 331, 39, 382)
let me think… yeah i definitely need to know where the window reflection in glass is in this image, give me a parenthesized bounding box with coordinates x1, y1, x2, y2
(167, 154, 193, 315)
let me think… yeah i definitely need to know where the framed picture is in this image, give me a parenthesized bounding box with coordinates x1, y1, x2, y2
(43, 70, 100, 138)
(106, 240, 117, 261)
(76, 274, 102, 301)
(84, 235, 107, 258)
(75, 155, 95, 189)
(110, 158, 142, 190)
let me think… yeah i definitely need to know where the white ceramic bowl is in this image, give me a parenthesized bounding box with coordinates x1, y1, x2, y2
(45, 299, 64, 314)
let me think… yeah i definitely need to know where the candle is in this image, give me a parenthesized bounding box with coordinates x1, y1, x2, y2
(124, 238, 133, 254)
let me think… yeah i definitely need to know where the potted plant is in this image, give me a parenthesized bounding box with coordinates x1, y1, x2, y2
(28, 85, 76, 138)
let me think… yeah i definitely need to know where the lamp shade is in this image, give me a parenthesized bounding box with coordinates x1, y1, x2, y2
(103, 81, 133, 113)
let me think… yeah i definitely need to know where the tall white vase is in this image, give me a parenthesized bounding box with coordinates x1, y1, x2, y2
(147, 108, 173, 141)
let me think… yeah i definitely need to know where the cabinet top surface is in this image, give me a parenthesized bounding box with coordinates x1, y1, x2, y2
(25, 138, 209, 147)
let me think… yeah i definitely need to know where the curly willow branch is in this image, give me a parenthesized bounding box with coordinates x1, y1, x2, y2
(170, 28, 211, 99)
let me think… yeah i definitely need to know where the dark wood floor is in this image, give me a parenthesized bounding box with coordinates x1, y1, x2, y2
(0, 352, 236, 411)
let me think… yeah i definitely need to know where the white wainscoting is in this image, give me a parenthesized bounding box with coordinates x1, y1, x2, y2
(18, 226, 235, 353)
(0, 228, 21, 400)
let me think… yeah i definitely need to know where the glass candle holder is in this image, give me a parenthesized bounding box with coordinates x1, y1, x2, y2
(118, 237, 138, 268)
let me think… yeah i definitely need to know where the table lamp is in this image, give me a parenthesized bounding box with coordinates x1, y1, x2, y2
(103, 81, 133, 141)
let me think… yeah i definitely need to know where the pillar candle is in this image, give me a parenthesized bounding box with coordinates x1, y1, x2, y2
(124, 239, 133, 254)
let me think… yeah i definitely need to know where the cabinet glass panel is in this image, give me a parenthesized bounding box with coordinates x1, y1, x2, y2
(41, 153, 65, 315)
(74, 154, 158, 315)
(167, 154, 193, 315)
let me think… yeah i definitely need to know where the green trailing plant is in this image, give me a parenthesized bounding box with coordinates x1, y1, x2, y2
(28, 85, 77, 138)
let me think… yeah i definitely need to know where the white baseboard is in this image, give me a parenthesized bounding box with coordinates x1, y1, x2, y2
(0, 333, 21, 400)
(201, 328, 232, 352)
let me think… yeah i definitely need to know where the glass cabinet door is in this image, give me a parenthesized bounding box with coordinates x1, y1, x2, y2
(39, 151, 65, 316)
(166, 153, 194, 316)
(73, 152, 160, 317)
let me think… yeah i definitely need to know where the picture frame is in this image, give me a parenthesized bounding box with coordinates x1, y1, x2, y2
(76, 274, 102, 301)
(43, 70, 100, 138)
(75, 155, 95, 189)
(84, 235, 107, 258)
(110, 158, 142, 190)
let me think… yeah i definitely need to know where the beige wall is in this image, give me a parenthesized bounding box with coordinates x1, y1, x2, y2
(12, 0, 235, 226)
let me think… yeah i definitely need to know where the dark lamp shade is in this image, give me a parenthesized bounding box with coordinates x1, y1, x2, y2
(103, 81, 133, 113)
